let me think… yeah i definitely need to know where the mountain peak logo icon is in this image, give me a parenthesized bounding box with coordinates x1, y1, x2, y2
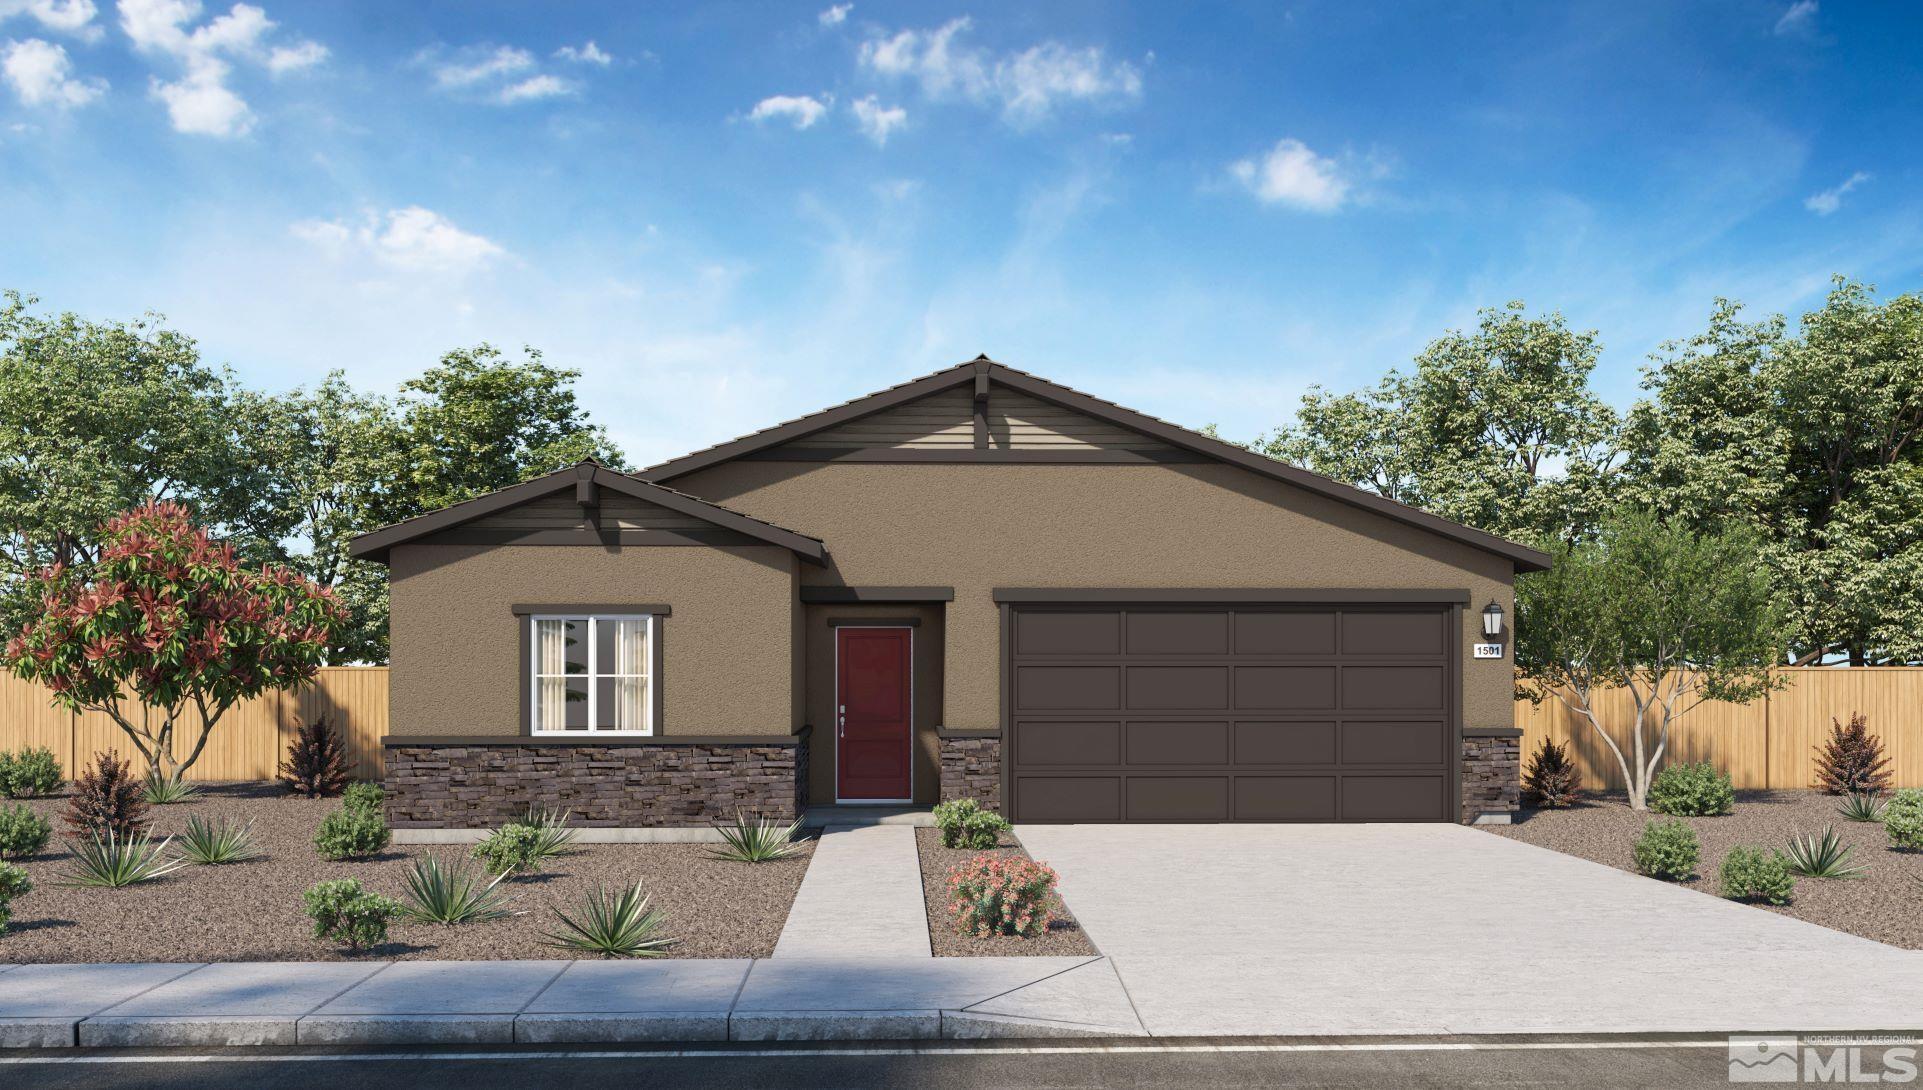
(1729, 1036, 1800, 1083)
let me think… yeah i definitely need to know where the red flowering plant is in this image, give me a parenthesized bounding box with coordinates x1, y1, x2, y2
(945, 854, 1062, 939)
(2, 502, 343, 782)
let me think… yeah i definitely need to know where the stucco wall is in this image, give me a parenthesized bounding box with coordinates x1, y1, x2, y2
(667, 461, 1519, 733)
(801, 602, 946, 806)
(387, 543, 799, 737)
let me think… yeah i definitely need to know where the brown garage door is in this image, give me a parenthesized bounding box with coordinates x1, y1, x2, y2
(1005, 604, 1456, 822)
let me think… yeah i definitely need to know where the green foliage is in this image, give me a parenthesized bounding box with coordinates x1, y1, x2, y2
(0, 861, 29, 934)
(342, 782, 384, 812)
(176, 815, 260, 865)
(1646, 761, 1736, 817)
(0, 747, 62, 798)
(398, 853, 512, 925)
(60, 829, 186, 888)
(140, 766, 200, 805)
(302, 878, 401, 951)
(1838, 789, 1887, 823)
(281, 717, 350, 798)
(1720, 847, 1795, 904)
(933, 798, 1010, 850)
(1518, 511, 1784, 809)
(314, 804, 391, 861)
(63, 751, 147, 839)
(1812, 713, 1894, 795)
(1782, 825, 1865, 879)
(708, 812, 802, 863)
(1885, 789, 1923, 850)
(946, 855, 1062, 939)
(0, 804, 51, 859)
(1633, 820, 1700, 881)
(471, 824, 546, 876)
(1522, 738, 1582, 808)
(543, 880, 673, 958)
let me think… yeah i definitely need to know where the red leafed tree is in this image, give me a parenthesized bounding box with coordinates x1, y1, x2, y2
(2, 502, 344, 780)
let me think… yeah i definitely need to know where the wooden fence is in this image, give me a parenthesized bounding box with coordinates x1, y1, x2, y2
(1514, 667, 1923, 791)
(0, 668, 388, 782)
(0, 664, 1918, 789)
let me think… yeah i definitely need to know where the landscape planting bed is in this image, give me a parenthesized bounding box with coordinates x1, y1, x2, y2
(0, 783, 813, 962)
(915, 827, 1098, 958)
(1487, 789, 1923, 949)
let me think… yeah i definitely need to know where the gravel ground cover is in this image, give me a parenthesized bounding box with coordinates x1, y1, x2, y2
(0, 783, 812, 962)
(915, 826, 1097, 958)
(1487, 789, 1923, 948)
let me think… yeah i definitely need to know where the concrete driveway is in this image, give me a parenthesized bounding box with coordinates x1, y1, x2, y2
(1015, 822, 1923, 1037)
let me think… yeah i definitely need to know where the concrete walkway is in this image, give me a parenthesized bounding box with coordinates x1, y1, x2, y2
(0, 956, 1141, 1048)
(1015, 822, 1923, 1038)
(773, 824, 930, 959)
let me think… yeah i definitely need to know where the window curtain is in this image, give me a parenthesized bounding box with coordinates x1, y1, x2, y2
(534, 619, 567, 730)
(610, 618, 649, 732)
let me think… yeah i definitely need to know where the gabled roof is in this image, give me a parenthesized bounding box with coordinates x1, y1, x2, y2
(349, 461, 828, 565)
(639, 357, 1551, 572)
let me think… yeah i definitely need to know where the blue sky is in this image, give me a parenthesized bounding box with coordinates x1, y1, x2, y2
(2, 1, 1919, 465)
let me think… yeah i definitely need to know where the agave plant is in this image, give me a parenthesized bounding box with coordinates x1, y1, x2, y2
(60, 830, 188, 888)
(399, 853, 513, 925)
(1838, 789, 1887, 823)
(708, 812, 802, 863)
(543, 881, 674, 957)
(141, 767, 201, 805)
(521, 807, 579, 863)
(176, 815, 261, 865)
(1783, 825, 1867, 880)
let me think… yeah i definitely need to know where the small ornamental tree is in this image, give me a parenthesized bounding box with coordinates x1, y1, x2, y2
(2, 502, 343, 781)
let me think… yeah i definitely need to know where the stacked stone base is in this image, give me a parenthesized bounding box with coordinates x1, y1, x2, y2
(385, 742, 802, 828)
(938, 732, 1001, 811)
(1460, 731, 1522, 824)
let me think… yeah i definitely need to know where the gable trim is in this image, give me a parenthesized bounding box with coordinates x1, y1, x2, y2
(739, 447, 1213, 465)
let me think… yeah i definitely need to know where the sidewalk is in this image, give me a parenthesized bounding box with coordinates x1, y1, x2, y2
(0, 956, 1145, 1048)
(772, 825, 930, 959)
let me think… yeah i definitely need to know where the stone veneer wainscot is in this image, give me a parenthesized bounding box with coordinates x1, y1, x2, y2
(938, 731, 1002, 812)
(1461, 728, 1522, 824)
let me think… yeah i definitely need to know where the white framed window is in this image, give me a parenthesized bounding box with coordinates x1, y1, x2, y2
(530, 615, 654, 735)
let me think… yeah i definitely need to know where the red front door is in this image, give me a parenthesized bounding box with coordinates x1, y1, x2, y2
(836, 626, 912, 801)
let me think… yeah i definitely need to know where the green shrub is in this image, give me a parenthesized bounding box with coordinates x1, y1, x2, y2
(0, 861, 29, 934)
(314, 804, 391, 861)
(1885, 789, 1923, 851)
(933, 798, 1010, 850)
(543, 880, 673, 958)
(0, 805, 52, 860)
(1646, 761, 1735, 816)
(177, 815, 260, 865)
(1720, 847, 1794, 905)
(342, 782, 384, 813)
(302, 878, 401, 951)
(709, 812, 802, 863)
(471, 824, 544, 876)
(946, 854, 1062, 938)
(0, 748, 62, 798)
(1633, 819, 1700, 881)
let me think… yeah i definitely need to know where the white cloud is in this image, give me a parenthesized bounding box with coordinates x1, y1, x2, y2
(2, 36, 104, 105)
(554, 40, 610, 65)
(118, 0, 326, 136)
(1774, 0, 1817, 35)
(1230, 138, 1351, 213)
(818, 3, 850, 26)
(851, 94, 905, 146)
(431, 44, 531, 88)
(857, 17, 1142, 124)
(1804, 170, 1869, 215)
(748, 92, 828, 129)
(0, 0, 101, 40)
(292, 206, 506, 273)
(496, 73, 571, 103)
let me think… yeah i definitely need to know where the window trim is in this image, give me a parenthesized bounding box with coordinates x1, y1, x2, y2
(526, 613, 660, 737)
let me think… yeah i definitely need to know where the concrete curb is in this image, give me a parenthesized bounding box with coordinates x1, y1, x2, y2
(728, 1009, 943, 1041)
(80, 1016, 299, 1048)
(297, 1013, 518, 1045)
(513, 1012, 730, 1043)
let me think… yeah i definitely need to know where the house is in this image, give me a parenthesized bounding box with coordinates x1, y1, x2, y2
(350, 358, 1547, 830)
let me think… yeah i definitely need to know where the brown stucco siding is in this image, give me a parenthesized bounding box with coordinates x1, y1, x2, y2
(667, 461, 1518, 734)
(801, 602, 945, 805)
(386, 542, 799, 738)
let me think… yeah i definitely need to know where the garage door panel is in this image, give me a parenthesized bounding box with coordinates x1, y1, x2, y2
(1126, 611, 1229, 654)
(1126, 666, 1229, 709)
(1234, 612, 1336, 655)
(1127, 721, 1229, 765)
(1234, 666, 1336, 709)
(1234, 776, 1338, 821)
(1233, 720, 1338, 765)
(1342, 775, 1446, 821)
(1340, 720, 1447, 766)
(1016, 611, 1121, 655)
(1340, 665, 1445, 709)
(1017, 665, 1120, 710)
(1016, 776, 1120, 822)
(1017, 720, 1122, 766)
(1127, 776, 1229, 821)
(1341, 611, 1445, 656)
